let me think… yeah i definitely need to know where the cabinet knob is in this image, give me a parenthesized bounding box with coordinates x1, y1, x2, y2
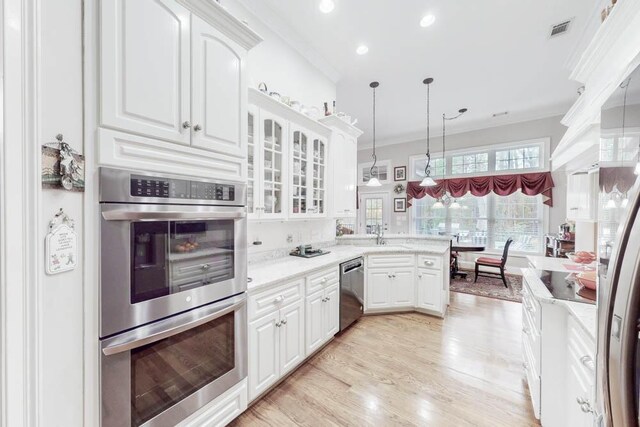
(418, 274, 423, 279)
(275, 321, 281, 327)
(321, 277, 328, 284)
(194, 124, 202, 132)
(182, 121, 191, 129)
(580, 355, 595, 371)
(201, 264, 210, 270)
(424, 260, 434, 266)
(326, 296, 331, 301)
(274, 295, 284, 304)
(281, 319, 287, 325)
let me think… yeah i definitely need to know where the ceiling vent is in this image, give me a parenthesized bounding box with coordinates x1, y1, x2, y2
(549, 19, 572, 38)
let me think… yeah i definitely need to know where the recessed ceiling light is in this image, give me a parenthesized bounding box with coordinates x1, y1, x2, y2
(420, 14, 436, 28)
(356, 45, 369, 55)
(319, 0, 335, 14)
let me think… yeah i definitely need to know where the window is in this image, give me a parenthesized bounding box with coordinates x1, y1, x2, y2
(412, 191, 544, 253)
(364, 197, 383, 233)
(412, 157, 446, 180)
(451, 153, 488, 175)
(359, 160, 391, 184)
(600, 135, 639, 163)
(409, 138, 548, 179)
(496, 146, 540, 171)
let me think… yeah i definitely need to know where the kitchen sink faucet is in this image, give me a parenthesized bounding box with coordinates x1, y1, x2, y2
(376, 224, 386, 245)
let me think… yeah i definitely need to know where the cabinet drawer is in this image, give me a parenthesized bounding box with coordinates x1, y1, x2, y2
(522, 280, 541, 333)
(568, 316, 596, 386)
(523, 338, 541, 419)
(367, 254, 414, 269)
(249, 279, 304, 321)
(306, 267, 339, 295)
(522, 306, 541, 374)
(417, 255, 442, 270)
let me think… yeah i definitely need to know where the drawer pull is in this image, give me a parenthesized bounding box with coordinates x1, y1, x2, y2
(321, 277, 328, 284)
(201, 264, 211, 270)
(273, 295, 284, 304)
(424, 260, 434, 266)
(281, 319, 287, 325)
(580, 355, 595, 371)
(275, 321, 282, 327)
(418, 273, 423, 279)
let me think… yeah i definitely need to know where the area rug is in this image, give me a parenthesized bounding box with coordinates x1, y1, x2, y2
(450, 270, 523, 303)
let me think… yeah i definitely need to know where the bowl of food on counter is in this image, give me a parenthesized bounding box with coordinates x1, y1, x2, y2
(566, 251, 596, 265)
(576, 270, 597, 290)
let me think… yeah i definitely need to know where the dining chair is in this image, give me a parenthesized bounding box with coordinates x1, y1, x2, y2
(474, 238, 514, 287)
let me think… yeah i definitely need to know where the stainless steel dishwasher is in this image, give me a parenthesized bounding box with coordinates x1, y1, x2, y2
(339, 257, 364, 331)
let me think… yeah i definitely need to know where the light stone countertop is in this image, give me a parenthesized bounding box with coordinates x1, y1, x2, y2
(522, 268, 597, 341)
(526, 254, 595, 272)
(248, 244, 449, 293)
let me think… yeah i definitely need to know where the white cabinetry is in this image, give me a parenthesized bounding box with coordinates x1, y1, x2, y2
(100, 0, 191, 145)
(99, 0, 260, 178)
(247, 107, 287, 219)
(522, 278, 541, 419)
(248, 89, 332, 220)
(190, 15, 246, 157)
(416, 268, 442, 312)
(248, 280, 305, 401)
(566, 171, 598, 221)
(318, 115, 362, 218)
(305, 268, 339, 355)
(566, 316, 596, 426)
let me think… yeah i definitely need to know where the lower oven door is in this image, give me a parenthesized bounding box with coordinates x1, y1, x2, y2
(100, 294, 247, 427)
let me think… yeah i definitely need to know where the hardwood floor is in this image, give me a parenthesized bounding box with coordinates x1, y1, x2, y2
(232, 293, 540, 427)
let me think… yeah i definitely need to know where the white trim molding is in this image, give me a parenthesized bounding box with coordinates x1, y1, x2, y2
(2, 0, 41, 425)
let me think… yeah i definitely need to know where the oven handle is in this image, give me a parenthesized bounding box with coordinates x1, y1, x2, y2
(102, 208, 246, 221)
(101, 294, 246, 356)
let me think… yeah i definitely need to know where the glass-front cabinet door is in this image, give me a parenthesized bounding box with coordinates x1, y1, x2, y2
(291, 129, 309, 216)
(261, 115, 285, 217)
(247, 106, 287, 220)
(311, 137, 327, 215)
(247, 108, 258, 216)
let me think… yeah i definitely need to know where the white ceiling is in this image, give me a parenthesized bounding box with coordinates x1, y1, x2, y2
(257, 0, 598, 145)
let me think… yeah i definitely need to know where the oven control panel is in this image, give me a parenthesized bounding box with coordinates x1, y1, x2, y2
(130, 175, 235, 201)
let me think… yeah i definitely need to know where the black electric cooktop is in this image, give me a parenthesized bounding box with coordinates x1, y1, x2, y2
(538, 270, 595, 305)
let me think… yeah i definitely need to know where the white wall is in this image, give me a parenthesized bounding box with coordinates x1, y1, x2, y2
(221, 1, 339, 255)
(357, 115, 568, 238)
(38, 0, 85, 423)
(222, 0, 336, 113)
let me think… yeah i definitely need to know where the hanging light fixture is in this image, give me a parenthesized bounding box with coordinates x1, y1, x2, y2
(366, 81, 382, 187)
(434, 107, 468, 207)
(420, 78, 437, 187)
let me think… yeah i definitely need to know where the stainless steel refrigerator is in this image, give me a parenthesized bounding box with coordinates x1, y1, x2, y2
(596, 63, 640, 426)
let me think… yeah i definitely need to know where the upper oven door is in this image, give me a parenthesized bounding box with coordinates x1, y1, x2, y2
(100, 203, 247, 337)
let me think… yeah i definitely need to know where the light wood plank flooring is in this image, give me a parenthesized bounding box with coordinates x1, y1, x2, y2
(232, 292, 540, 426)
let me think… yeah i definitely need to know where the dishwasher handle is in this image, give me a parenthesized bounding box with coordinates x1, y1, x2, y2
(342, 258, 364, 274)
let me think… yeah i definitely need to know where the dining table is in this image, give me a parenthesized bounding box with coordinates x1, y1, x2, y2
(450, 242, 486, 279)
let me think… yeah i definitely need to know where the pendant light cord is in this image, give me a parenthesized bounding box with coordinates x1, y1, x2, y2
(370, 84, 378, 178)
(424, 82, 431, 177)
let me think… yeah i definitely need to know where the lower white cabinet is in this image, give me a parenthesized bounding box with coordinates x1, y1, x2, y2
(366, 253, 448, 313)
(566, 316, 596, 426)
(416, 267, 442, 311)
(248, 299, 304, 401)
(305, 284, 339, 356)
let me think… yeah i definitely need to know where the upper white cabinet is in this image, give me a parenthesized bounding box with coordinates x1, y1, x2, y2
(100, 0, 191, 145)
(190, 15, 246, 157)
(248, 107, 288, 219)
(99, 0, 261, 178)
(248, 89, 332, 220)
(566, 171, 599, 221)
(318, 115, 362, 218)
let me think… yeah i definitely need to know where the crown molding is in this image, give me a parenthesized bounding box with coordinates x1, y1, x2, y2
(177, 0, 263, 50)
(318, 115, 364, 138)
(234, 0, 341, 82)
(357, 108, 569, 151)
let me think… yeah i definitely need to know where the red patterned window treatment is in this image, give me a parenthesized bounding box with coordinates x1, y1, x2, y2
(406, 172, 555, 207)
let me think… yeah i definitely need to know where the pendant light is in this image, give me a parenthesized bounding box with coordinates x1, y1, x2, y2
(420, 78, 437, 187)
(366, 81, 382, 187)
(434, 107, 468, 208)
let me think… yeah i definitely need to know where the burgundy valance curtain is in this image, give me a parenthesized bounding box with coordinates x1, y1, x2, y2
(406, 172, 555, 207)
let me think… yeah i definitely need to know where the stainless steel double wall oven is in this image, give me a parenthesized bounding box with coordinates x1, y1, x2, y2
(99, 167, 248, 427)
